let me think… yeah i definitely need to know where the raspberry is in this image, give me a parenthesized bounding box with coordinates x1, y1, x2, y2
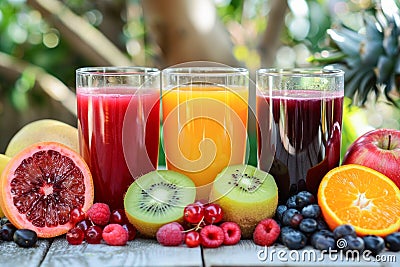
(220, 222, 241, 245)
(86, 203, 110, 226)
(253, 218, 281, 246)
(200, 225, 224, 248)
(156, 222, 185, 246)
(102, 224, 129, 246)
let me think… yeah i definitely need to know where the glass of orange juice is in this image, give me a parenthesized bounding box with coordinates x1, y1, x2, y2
(162, 64, 249, 200)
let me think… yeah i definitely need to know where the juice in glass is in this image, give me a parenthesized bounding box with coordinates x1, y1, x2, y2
(76, 68, 160, 210)
(162, 85, 248, 189)
(256, 69, 344, 201)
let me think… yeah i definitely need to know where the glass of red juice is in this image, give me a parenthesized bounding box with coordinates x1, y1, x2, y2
(256, 68, 344, 202)
(76, 67, 160, 210)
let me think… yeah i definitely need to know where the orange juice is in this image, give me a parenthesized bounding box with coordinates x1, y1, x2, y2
(162, 85, 248, 195)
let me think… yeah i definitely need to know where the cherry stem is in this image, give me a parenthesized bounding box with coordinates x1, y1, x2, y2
(182, 216, 205, 233)
(388, 134, 392, 150)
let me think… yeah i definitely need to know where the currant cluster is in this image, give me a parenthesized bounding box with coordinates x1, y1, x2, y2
(66, 203, 137, 246)
(0, 217, 37, 248)
(156, 201, 241, 248)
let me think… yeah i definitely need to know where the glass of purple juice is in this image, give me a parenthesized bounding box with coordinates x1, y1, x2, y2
(76, 67, 161, 210)
(256, 68, 344, 202)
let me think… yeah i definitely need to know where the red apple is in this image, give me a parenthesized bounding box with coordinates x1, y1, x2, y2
(342, 128, 400, 188)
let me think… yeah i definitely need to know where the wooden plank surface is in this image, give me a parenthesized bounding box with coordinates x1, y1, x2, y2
(2, 237, 400, 267)
(0, 239, 51, 267)
(202, 240, 400, 267)
(40, 237, 202, 267)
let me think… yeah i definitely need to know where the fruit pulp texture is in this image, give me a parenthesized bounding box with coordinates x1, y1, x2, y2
(162, 85, 248, 189)
(77, 88, 160, 210)
(257, 90, 343, 201)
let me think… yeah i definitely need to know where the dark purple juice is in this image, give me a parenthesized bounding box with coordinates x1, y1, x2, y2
(257, 90, 343, 201)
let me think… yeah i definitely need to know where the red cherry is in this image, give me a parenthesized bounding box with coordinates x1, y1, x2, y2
(110, 209, 128, 224)
(204, 203, 223, 224)
(69, 207, 85, 225)
(184, 203, 205, 224)
(86, 225, 103, 244)
(185, 231, 200, 248)
(76, 219, 92, 233)
(122, 223, 137, 241)
(66, 227, 85, 245)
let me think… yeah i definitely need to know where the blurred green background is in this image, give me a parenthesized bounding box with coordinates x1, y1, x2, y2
(0, 0, 399, 165)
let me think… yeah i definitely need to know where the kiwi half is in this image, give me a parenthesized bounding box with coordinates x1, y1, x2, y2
(124, 170, 196, 237)
(210, 164, 278, 238)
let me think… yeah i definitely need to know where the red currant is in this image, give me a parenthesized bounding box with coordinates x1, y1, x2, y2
(66, 227, 85, 245)
(69, 207, 85, 225)
(85, 225, 103, 244)
(185, 231, 200, 248)
(110, 209, 128, 224)
(184, 203, 205, 224)
(122, 223, 137, 241)
(204, 203, 223, 224)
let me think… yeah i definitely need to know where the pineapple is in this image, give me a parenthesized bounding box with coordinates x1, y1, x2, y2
(310, 5, 400, 107)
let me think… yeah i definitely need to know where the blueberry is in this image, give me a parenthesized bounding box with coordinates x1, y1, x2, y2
(1, 223, 17, 241)
(279, 226, 293, 244)
(13, 229, 38, 248)
(311, 230, 336, 250)
(363, 235, 385, 255)
(316, 218, 329, 230)
(282, 208, 300, 226)
(280, 227, 307, 250)
(290, 214, 303, 228)
(301, 204, 321, 219)
(333, 224, 356, 239)
(286, 195, 297, 209)
(341, 235, 364, 252)
(385, 232, 400, 252)
(295, 191, 315, 209)
(275, 205, 288, 222)
(299, 218, 318, 233)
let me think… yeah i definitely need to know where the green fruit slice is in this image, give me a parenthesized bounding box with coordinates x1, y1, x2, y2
(124, 170, 196, 237)
(210, 164, 278, 238)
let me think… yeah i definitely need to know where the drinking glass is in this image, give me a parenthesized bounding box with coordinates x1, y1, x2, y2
(256, 68, 344, 202)
(162, 65, 249, 200)
(76, 67, 160, 210)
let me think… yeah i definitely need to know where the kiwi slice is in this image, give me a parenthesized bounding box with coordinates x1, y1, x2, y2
(124, 170, 196, 237)
(210, 164, 278, 238)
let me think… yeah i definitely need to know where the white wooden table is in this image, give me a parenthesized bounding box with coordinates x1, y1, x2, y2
(1, 237, 399, 267)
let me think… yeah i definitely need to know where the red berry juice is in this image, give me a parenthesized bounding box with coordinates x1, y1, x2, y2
(77, 88, 160, 210)
(257, 90, 343, 201)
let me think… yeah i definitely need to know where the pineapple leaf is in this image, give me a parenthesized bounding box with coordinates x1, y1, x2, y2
(364, 14, 383, 40)
(361, 15, 384, 65)
(345, 56, 362, 68)
(344, 69, 369, 100)
(357, 71, 377, 105)
(383, 22, 399, 56)
(377, 55, 395, 83)
(327, 27, 362, 57)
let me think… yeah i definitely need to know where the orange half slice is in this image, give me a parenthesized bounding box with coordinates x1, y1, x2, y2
(318, 164, 400, 237)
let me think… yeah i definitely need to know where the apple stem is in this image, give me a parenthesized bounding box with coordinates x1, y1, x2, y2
(388, 134, 392, 150)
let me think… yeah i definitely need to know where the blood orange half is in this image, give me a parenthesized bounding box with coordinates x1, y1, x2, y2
(0, 142, 94, 238)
